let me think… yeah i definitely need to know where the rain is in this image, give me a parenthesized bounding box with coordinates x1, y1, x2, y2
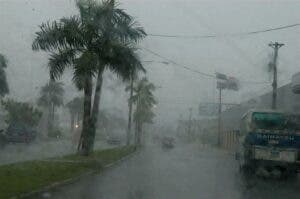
(1, 0, 300, 198)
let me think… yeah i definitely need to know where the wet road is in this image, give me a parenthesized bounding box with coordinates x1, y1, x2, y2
(38, 143, 300, 199)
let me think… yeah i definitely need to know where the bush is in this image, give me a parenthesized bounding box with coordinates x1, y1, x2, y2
(2, 99, 42, 127)
(47, 128, 62, 138)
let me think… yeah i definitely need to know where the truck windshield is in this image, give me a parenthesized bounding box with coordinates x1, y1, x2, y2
(252, 112, 285, 130)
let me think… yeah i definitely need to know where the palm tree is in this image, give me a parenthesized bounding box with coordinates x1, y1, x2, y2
(86, 0, 146, 149)
(32, 0, 146, 155)
(66, 97, 84, 132)
(125, 69, 140, 145)
(0, 53, 9, 97)
(38, 81, 64, 134)
(131, 77, 157, 145)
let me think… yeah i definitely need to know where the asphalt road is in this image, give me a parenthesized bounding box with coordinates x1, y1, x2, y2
(36, 143, 300, 199)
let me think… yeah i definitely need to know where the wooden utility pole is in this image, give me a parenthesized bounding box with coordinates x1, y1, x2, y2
(269, 42, 284, 110)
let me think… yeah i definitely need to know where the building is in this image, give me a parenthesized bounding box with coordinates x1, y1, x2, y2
(221, 83, 300, 131)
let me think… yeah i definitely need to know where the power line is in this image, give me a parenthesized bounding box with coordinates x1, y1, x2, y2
(142, 47, 215, 78)
(141, 47, 270, 84)
(148, 23, 300, 39)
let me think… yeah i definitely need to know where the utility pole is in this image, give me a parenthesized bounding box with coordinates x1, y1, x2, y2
(218, 87, 222, 146)
(269, 42, 284, 110)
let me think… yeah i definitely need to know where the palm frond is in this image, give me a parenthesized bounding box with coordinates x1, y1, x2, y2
(112, 16, 146, 43)
(72, 51, 97, 90)
(107, 42, 145, 81)
(0, 54, 9, 96)
(38, 81, 64, 107)
(0, 53, 8, 68)
(0, 68, 9, 96)
(48, 48, 77, 80)
(32, 16, 84, 52)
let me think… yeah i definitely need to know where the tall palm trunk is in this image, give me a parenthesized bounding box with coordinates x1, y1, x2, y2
(136, 120, 142, 146)
(135, 95, 141, 146)
(134, 117, 138, 145)
(126, 74, 133, 145)
(47, 103, 52, 135)
(52, 103, 55, 128)
(90, 68, 104, 149)
(78, 75, 93, 156)
(70, 113, 75, 132)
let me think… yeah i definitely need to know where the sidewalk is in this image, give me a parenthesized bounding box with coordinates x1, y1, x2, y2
(0, 139, 112, 166)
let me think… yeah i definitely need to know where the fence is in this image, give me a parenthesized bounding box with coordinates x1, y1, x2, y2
(222, 130, 239, 150)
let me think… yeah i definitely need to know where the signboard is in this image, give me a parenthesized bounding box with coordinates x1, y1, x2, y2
(199, 103, 218, 116)
(216, 73, 239, 91)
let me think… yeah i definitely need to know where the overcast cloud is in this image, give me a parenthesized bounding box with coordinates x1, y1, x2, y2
(1, 0, 300, 124)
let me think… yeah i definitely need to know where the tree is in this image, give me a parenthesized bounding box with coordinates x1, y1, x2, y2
(0, 53, 9, 97)
(66, 97, 84, 132)
(33, 2, 100, 155)
(38, 81, 64, 136)
(32, 0, 145, 155)
(2, 99, 42, 127)
(125, 70, 141, 145)
(85, 0, 146, 149)
(130, 77, 157, 145)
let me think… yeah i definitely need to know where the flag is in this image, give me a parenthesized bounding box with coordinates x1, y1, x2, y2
(227, 77, 239, 91)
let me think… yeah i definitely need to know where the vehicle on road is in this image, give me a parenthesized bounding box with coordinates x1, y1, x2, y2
(161, 137, 175, 149)
(236, 109, 300, 175)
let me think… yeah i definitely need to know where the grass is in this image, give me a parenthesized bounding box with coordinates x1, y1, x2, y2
(0, 145, 136, 199)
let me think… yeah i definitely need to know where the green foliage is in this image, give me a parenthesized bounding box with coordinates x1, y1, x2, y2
(0, 53, 9, 97)
(0, 146, 136, 199)
(66, 96, 84, 115)
(38, 81, 64, 108)
(32, 0, 146, 88)
(131, 77, 157, 124)
(32, 0, 146, 154)
(47, 128, 62, 138)
(2, 99, 42, 127)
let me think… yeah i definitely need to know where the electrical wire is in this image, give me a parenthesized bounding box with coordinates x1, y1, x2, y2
(142, 47, 270, 84)
(148, 23, 300, 39)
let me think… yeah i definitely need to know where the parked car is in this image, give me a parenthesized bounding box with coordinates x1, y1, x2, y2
(106, 136, 121, 145)
(5, 122, 37, 143)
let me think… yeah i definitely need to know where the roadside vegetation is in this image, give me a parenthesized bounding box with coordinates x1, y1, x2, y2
(0, 146, 136, 199)
(37, 81, 64, 137)
(0, 53, 9, 97)
(130, 77, 157, 145)
(0, 0, 155, 170)
(32, 0, 146, 155)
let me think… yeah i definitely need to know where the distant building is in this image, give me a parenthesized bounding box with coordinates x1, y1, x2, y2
(221, 83, 300, 131)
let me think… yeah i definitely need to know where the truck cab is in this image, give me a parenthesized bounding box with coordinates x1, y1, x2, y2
(236, 109, 300, 173)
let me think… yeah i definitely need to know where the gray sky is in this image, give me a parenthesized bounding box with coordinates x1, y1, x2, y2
(1, 0, 300, 124)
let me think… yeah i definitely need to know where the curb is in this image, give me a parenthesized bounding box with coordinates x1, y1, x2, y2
(13, 148, 138, 199)
(104, 148, 139, 169)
